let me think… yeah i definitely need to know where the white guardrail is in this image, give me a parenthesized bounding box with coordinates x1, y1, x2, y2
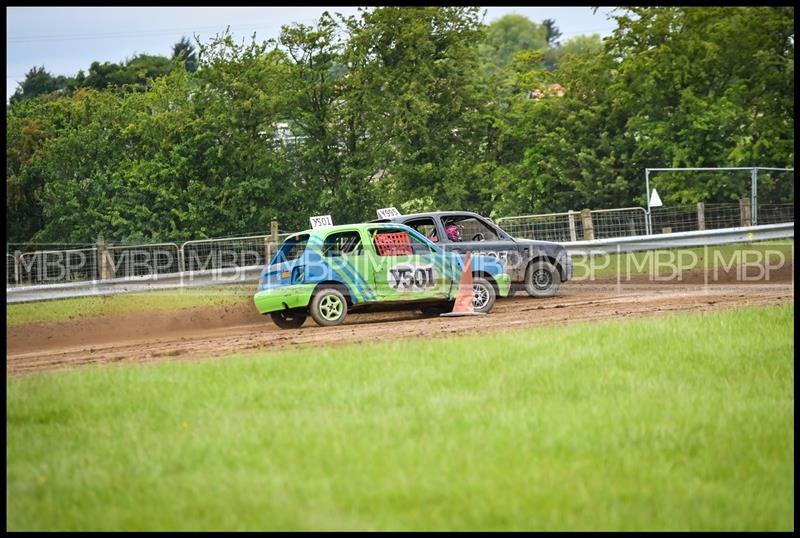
(6, 223, 794, 304)
(562, 222, 794, 255)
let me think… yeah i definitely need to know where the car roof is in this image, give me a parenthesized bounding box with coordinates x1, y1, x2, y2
(287, 222, 413, 238)
(370, 210, 485, 223)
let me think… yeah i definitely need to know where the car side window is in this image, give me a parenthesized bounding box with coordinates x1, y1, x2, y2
(408, 233, 435, 255)
(405, 218, 439, 243)
(443, 216, 499, 242)
(322, 231, 363, 258)
(371, 228, 413, 257)
(370, 228, 435, 256)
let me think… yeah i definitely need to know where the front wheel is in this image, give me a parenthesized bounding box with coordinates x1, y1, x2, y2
(472, 277, 497, 314)
(524, 260, 561, 297)
(270, 308, 308, 329)
(309, 286, 348, 327)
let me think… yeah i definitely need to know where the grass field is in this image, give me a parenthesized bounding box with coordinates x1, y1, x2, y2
(6, 304, 794, 531)
(7, 240, 793, 327)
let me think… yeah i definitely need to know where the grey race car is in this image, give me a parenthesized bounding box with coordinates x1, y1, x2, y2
(374, 211, 572, 297)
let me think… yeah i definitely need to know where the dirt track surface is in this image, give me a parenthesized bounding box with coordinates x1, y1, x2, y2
(7, 272, 794, 377)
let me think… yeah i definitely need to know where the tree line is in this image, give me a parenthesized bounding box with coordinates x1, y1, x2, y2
(6, 6, 794, 244)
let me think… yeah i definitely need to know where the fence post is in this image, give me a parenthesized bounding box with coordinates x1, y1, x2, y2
(13, 250, 21, 285)
(696, 202, 706, 231)
(739, 198, 752, 227)
(178, 243, 185, 274)
(264, 219, 279, 263)
(97, 234, 111, 280)
(751, 167, 758, 226)
(263, 237, 272, 265)
(581, 209, 594, 241)
(567, 210, 577, 242)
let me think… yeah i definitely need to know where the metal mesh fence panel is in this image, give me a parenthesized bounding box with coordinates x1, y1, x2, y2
(106, 243, 181, 279)
(590, 208, 647, 239)
(181, 235, 276, 273)
(496, 212, 575, 242)
(703, 203, 745, 230)
(498, 208, 647, 242)
(650, 203, 751, 234)
(650, 206, 703, 234)
(7, 254, 17, 286)
(17, 248, 98, 285)
(757, 203, 794, 225)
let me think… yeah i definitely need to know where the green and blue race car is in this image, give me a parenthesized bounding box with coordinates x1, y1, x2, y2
(254, 222, 511, 328)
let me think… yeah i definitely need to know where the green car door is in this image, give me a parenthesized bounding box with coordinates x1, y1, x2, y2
(364, 225, 453, 301)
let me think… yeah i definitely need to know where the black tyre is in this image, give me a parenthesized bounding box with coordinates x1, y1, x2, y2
(270, 308, 308, 329)
(309, 286, 348, 327)
(524, 260, 561, 297)
(472, 277, 496, 314)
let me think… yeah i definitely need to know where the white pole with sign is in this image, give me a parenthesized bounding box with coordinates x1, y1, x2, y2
(649, 188, 663, 208)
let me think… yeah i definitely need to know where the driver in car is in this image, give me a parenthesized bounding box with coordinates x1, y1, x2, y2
(445, 221, 462, 242)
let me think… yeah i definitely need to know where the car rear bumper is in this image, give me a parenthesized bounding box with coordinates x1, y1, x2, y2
(562, 255, 573, 281)
(253, 284, 316, 314)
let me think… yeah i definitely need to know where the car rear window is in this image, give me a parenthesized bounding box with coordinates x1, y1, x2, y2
(274, 234, 309, 263)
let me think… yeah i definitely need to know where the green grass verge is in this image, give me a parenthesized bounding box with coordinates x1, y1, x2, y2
(7, 304, 794, 531)
(6, 284, 256, 327)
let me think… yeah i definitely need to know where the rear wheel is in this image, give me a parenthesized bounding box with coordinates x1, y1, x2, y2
(524, 260, 561, 297)
(270, 308, 308, 329)
(310, 286, 348, 327)
(472, 277, 496, 314)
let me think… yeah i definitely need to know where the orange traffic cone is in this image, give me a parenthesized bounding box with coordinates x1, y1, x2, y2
(441, 251, 486, 317)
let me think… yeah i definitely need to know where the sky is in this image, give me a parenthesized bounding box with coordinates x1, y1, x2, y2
(6, 6, 619, 102)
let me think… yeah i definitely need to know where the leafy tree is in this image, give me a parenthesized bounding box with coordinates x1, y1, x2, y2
(342, 7, 491, 215)
(544, 33, 602, 71)
(84, 54, 175, 91)
(172, 36, 199, 73)
(10, 66, 74, 104)
(605, 6, 794, 203)
(478, 14, 547, 74)
(542, 18, 562, 47)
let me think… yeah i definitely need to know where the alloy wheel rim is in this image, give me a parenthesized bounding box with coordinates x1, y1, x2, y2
(319, 294, 343, 320)
(472, 284, 490, 309)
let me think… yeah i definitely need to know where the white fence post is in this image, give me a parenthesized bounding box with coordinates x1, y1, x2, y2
(740, 198, 752, 227)
(581, 209, 594, 241)
(697, 202, 706, 231)
(567, 210, 577, 242)
(97, 235, 111, 280)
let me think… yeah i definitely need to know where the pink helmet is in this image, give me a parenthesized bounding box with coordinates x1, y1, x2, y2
(445, 222, 462, 242)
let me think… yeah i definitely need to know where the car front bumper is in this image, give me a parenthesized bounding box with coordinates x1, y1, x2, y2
(253, 284, 316, 314)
